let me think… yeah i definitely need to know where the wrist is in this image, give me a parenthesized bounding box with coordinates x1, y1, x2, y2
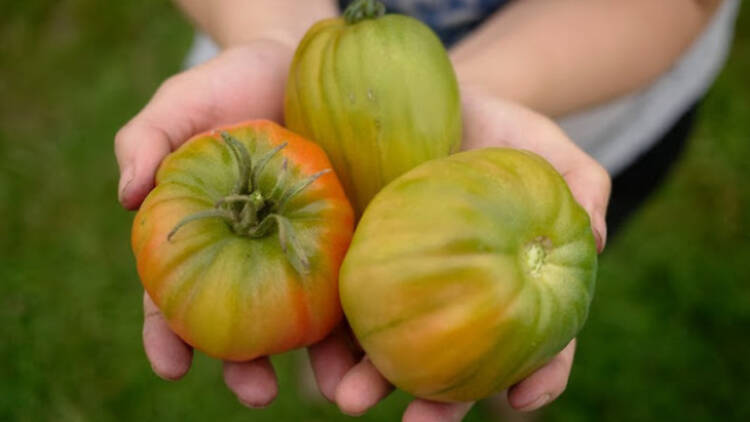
(451, 50, 545, 116)
(223, 38, 296, 84)
(216, 28, 300, 51)
(185, 1, 339, 51)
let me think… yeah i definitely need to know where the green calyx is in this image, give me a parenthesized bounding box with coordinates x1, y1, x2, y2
(167, 132, 329, 274)
(344, 0, 386, 24)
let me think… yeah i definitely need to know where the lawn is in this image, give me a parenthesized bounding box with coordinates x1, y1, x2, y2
(1, 1, 748, 421)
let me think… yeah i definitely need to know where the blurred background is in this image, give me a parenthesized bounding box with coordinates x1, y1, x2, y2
(1, 1, 748, 421)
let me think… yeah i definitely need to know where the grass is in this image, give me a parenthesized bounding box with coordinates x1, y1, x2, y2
(1, 1, 748, 420)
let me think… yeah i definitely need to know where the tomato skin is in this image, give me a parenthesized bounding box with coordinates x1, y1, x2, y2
(132, 120, 354, 361)
(340, 148, 597, 402)
(285, 13, 462, 216)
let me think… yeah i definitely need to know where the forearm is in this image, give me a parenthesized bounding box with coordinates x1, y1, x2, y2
(173, 0, 338, 48)
(451, 0, 723, 117)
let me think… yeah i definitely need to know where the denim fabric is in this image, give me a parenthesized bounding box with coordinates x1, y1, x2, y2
(339, 0, 509, 46)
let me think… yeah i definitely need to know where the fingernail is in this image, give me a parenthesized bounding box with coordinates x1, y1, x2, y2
(339, 406, 367, 417)
(593, 228, 604, 253)
(239, 399, 267, 409)
(118, 166, 134, 203)
(591, 211, 607, 253)
(335, 389, 369, 417)
(518, 393, 551, 412)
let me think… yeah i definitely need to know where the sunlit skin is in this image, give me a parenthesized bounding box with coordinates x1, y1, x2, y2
(145, 0, 723, 417)
(115, 43, 610, 417)
(152, 2, 724, 414)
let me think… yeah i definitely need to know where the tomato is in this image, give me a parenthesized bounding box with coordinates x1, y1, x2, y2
(340, 148, 597, 402)
(285, 0, 462, 216)
(131, 120, 354, 361)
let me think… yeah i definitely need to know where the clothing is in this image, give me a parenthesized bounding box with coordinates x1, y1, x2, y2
(558, 0, 738, 175)
(183, 0, 738, 177)
(339, 0, 510, 46)
(607, 102, 699, 237)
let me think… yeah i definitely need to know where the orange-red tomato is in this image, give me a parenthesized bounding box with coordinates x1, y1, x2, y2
(132, 120, 354, 361)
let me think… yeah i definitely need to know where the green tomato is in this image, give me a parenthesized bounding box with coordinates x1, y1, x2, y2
(285, 0, 462, 216)
(340, 148, 597, 402)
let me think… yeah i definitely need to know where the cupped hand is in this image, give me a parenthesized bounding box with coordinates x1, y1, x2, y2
(116, 40, 292, 210)
(116, 40, 296, 407)
(118, 43, 610, 417)
(311, 86, 611, 421)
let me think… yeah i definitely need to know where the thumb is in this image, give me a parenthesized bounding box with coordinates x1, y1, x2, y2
(114, 68, 211, 210)
(114, 119, 174, 210)
(114, 66, 218, 210)
(114, 43, 291, 210)
(564, 161, 611, 253)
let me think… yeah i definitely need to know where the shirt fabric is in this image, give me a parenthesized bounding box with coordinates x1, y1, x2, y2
(339, 0, 510, 46)
(184, 0, 739, 176)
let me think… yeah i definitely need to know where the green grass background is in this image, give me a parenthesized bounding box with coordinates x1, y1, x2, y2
(1, 1, 748, 421)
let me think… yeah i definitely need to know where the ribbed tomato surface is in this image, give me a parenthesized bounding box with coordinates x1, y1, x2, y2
(340, 148, 597, 401)
(285, 9, 461, 215)
(132, 120, 354, 361)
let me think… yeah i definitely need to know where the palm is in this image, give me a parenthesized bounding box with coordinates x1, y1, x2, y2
(116, 44, 610, 420)
(116, 42, 291, 210)
(461, 88, 610, 252)
(309, 89, 611, 421)
(117, 42, 295, 407)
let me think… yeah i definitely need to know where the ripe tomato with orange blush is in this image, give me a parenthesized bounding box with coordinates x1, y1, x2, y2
(131, 120, 354, 361)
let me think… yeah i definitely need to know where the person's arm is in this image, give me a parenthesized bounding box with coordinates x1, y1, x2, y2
(173, 0, 339, 48)
(451, 0, 723, 117)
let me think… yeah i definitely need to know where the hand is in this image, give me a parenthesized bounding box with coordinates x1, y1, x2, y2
(314, 87, 611, 421)
(116, 40, 296, 407)
(118, 43, 610, 416)
(460, 86, 610, 252)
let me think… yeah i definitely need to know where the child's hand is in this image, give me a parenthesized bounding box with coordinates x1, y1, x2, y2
(459, 87, 611, 254)
(117, 44, 610, 417)
(115, 40, 291, 211)
(116, 40, 295, 407)
(314, 88, 611, 421)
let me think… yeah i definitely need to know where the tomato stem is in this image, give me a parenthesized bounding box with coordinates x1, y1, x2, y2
(252, 141, 288, 187)
(277, 169, 331, 212)
(272, 214, 310, 274)
(167, 209, 234, 242)
(167, 132, 324, 275)
(222, 132, 252, 194)
(344, 0, 386, 24)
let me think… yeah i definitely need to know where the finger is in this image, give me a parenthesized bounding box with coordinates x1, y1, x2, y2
(307, 326, 360, 402)
(142, 291, 193, 380)
(115, 43, 290, 209)
(564, 163, 611, 252)
(335, 357, 394, 416)
(402, 400, 474, 422)
(507, 339, 577, 412)
(115, 121, 172, 209)
(223, 358, 279, 408)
